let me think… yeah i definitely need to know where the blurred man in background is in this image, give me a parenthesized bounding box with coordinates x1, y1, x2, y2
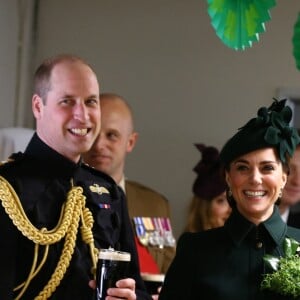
(279, 140, 300, 227)
(83, 93, 176, 278)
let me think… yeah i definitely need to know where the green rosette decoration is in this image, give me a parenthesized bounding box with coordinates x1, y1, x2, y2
(207, 0, 276, 50)
(261, 237, 300, 298)
(293, 12, 300, 71)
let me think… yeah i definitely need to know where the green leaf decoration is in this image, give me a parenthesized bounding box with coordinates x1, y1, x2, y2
(207, 0, 277, 50)
(263, 254, 280, 271)
(284, 236, 300, 257)
(292, 12, 300, 71)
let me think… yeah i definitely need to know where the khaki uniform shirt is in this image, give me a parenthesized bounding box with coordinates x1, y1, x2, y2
(124, 180, 176, 274)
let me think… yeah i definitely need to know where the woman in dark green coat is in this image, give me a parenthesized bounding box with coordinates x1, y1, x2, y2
(159, 99, 300, 300)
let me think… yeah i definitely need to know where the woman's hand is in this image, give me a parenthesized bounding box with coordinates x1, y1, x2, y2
(106, 278, 136, 300)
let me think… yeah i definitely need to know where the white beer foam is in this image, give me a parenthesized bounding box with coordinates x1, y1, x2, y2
(98, 248, 131, 262)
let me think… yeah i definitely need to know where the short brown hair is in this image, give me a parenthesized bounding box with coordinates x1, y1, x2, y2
(33, 54, 93, 103)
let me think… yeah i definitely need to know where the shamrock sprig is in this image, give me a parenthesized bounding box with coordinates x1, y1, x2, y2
(261, 237, 300, 298)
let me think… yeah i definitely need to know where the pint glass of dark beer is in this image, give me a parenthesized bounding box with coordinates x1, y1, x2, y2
(141, 273, 165, 295)
(95, 248, 131, 300)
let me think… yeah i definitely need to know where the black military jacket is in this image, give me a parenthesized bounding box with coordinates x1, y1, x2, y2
(159, 207, 300, 300)
(0, 133, 150, 300)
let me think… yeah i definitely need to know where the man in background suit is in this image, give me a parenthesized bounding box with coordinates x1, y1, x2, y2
(279, 142, 300, 227)
(83, 93, 176, 278)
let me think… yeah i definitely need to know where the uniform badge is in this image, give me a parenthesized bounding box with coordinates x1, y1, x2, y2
(98, 203, 111, 209)
(89, 184, 110, 195)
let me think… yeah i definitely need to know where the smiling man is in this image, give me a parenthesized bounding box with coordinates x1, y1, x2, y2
(33, 55, 101, 161)
(0, 55, 150, 300)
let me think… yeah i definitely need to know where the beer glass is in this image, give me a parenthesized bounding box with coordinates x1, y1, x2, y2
(141, 273, 165, 295)
(95, 248, 131, 300)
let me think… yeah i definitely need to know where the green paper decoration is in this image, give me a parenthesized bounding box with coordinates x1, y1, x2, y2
(293, 12, 300, 71)
(207, 0, 276, 50)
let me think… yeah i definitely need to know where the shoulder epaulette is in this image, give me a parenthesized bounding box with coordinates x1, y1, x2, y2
(0, 152, 25, 169)
(81, 162, 116, 184)
(0, 158, 14, 167)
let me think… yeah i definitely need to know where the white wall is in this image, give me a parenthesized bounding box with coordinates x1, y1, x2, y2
(0, 0, 36, 128)
(0, 1, 18, 127)
(3, 0, 300, 238)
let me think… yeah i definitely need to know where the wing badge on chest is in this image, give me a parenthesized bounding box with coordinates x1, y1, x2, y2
(89, 183, 110, 195)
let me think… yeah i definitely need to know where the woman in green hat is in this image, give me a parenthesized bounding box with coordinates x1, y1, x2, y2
(159, 99, 300, 300)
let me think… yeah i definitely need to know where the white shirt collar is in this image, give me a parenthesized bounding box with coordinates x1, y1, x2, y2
(280, 207, 290, 223)
(118, 175, 126, 193)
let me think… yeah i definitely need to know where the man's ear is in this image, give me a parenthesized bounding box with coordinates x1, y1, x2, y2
(32, 94, 43, 119)
(126, 132, 138, 153)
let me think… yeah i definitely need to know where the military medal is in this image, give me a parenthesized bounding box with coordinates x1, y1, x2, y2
(161, 217, 176, 247)
(133, 217, 148, 246)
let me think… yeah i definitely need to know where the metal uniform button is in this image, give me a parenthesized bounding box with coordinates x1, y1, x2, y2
(256, 241, 263, 249)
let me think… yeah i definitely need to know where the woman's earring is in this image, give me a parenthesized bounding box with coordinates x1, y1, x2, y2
(275, 187, 283, 205)
(228, 188, 232, 197)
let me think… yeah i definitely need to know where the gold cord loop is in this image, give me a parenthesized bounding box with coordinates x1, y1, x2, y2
(0, 176, 98, 299)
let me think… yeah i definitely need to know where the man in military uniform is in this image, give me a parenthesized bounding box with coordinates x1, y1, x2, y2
(83, 93, 176, 277)
(0, 55, 150, 300)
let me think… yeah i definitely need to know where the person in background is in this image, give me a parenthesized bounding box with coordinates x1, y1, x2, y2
(279, 136, 300, 227)
(184, 144, 231, 232)
(0, 54, 150, 300)
(159, 99, 300, 300)
(83, 93, 176, 297)
(0, 127, 34, 161)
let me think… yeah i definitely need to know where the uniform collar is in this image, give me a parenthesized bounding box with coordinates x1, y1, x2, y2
(118, 175, 126, 193)
(24, 133, 80, 177)
(225, 205, 287, 248)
